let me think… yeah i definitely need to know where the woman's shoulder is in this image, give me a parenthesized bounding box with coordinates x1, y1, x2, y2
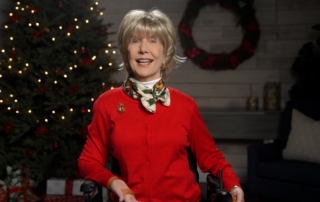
(167, 87, 196, 107)
(97, 86, 122, 103)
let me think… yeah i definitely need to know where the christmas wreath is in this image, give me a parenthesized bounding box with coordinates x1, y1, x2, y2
(179, 0, 260, 70)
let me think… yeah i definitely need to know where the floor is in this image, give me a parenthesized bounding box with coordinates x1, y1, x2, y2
(199, 183, 294, 202)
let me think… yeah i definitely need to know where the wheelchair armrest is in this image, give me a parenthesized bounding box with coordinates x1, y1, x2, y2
(80, 180, 102, 202)
(206, 174, 220, 200)
(80, 179, 98, 193)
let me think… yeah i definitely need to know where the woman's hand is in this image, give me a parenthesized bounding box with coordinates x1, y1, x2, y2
(110, 179, 139, 202)
(230, 187, 244, 202)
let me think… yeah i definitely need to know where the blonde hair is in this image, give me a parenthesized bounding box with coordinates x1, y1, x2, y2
(117, 9, 185, 80)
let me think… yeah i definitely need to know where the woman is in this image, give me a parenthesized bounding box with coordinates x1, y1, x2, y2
(78, 9, 244, 202)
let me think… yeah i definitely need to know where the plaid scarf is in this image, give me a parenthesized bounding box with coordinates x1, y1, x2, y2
(122, 77, 170, 113)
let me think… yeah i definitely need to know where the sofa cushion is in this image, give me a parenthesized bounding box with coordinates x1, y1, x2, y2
(282, 109, 320, 164)
(257, 159, 320, 186)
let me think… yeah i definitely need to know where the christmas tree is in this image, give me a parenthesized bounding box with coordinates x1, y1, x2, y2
(0, 0, 117, 185)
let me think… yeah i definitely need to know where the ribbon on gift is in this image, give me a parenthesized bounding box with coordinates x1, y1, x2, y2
(9, 186, 27, 202)
(65, 180, 73, 195)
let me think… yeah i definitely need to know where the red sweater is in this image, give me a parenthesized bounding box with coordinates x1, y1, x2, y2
(78, 87, 240, 202)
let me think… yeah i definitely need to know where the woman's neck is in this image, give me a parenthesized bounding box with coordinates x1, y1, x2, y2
(131, 77, 161, 89)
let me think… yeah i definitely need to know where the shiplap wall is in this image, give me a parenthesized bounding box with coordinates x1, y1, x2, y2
(101, 0, 320, 110)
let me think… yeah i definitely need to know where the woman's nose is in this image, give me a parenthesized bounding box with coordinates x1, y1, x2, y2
(139, 40, 148, 53)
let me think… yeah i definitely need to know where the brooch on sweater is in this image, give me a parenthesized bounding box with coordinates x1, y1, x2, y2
(117, 102, 126, 114)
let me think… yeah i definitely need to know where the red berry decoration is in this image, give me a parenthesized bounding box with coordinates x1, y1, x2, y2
(80, 109, 86, 113)
(101, 82, 106, 89)
(59, 1, 63, 8)
(81, 47, 86, 54)
(55, 69, 59, 73)
(12, 47, 16, 55)
(54, 142, 58, 148)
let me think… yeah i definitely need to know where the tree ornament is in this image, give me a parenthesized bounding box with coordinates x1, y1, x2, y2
(3, 122, 14, 133)
(81, 47, 86, 54)
(70, 84, 80, 94)
(32, 30, 43, 39)
(65, 25, 74, 34)
(54, 69, 59, 73)
(35, 126, 49, 134)
(81, 58, 93, 65)
(58, 1, 63, 8)
(8, 13, 21, 24)
(12, 47, 16, 55)
(179, 0, 260, 70)
(54, 142, 58, 148)
(80, 108, 86, 113)
(79, 126, 88, 136)
(101, 82, 106, 89)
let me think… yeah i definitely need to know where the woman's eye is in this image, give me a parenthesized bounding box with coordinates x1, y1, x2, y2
(150, 40, 156, 43)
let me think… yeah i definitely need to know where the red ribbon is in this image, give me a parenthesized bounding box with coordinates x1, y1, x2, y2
(179, 23, 192, 37)
(8, 186, 27, 202)
(185, 48, 202, 58)
(65, 180, 73, 195)
(201, 54, 218, 69)
(230, 50, 239, 69)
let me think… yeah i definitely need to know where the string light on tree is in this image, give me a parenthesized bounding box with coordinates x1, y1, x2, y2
(19, 70, 22, 74)
(45, 118, 48, 122)
(21, 8, 24, 11)
(52, 37, 55, 41)
(8, 65, 12, 69)
(16, 110, 19, 114)
(87, 109, 91, 113)
(90, 7, 93, 10)
(59, 26, 62, 29)
(61, 116, 65, 120)
(109, 62, 112, 66)
(14, 99, 18, 103)
(1, 49, 5, 53)
(28, 110, 32, 113)
(105, 50, 109, 53)
(4, 25, 8, 29)
(70, 108, 73, 112)
(76, 25, 79, 29)
(99, 66, 103, 70)
(91, 98, 94, 101)
(74, 50, 77, 54)
(64, 74, 67, 78)
(67, 32, 70, 36)
(10, 37, 13, 40)
(54, 80, 57, 84)
(9, 13, 13, 16)
(100, 12, 103, 15)
(108, 43, 111, 47)
(95, 2, 98, 5)
(17, 2, 20, 5)
(52, 110, 55, 114)
(92, 56, 96, 60)
(85, 20, 89, 23)
(26, 63, 29, 66)
(69, 67, 73, 70)
(10, 94, 13, 97)
(38, 78, 41, 82)
(29, 23, 32, 27)
(113, 50, 116, 54)
(74, 18, 78, 21)
(7, 107, 11, 110)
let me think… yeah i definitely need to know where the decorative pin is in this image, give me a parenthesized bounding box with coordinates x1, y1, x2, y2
(117, 102, 126, 114)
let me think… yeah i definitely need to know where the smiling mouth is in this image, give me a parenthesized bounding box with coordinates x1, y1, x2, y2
(136, 59, 153, 64)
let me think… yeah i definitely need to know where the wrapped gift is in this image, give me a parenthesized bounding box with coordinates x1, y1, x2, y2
(46, 178, 85, 196)
(0, 180, 6, 202)
(43, 195, 83, 202)
(7, 166, 26, 202)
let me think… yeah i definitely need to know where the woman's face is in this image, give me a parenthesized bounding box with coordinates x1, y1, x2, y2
(127, 35, 165, 82)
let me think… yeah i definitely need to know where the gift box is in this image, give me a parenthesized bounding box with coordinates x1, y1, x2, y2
(0, 180, 6, 202)
(43, 195, 83, 202)
(6, 166, 25, 202)
(46, 178, 85, 196)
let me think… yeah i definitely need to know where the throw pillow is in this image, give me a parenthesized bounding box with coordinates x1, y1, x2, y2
(282, 108, 320, 164)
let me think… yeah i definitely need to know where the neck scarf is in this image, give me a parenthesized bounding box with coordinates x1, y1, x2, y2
(123, 77, 170, 113)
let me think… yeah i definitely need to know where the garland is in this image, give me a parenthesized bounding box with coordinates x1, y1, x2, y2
(179, 0, 260, 70)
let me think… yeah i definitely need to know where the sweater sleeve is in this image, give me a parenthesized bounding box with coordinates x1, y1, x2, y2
(78, 97, 115, 188)
(188, 100, 240, 192)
